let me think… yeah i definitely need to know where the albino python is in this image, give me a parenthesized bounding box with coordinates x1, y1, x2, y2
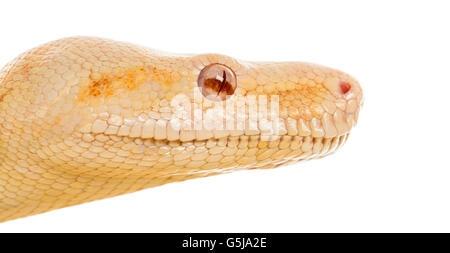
(0, 37, 363, 222)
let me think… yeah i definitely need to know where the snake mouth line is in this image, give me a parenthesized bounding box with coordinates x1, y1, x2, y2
(101, 132, 349, 149)
(84, 131, 350, 164)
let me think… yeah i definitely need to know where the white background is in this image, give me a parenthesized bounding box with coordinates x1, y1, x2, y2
(0, 0, 449, 232)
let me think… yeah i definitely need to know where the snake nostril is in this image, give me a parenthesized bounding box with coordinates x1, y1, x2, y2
(340, 81, 351, 94)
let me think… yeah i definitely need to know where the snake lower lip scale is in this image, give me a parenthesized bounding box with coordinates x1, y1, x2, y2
(0, 37, 363, 222)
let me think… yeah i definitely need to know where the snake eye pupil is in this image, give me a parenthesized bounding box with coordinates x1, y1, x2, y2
(197, 63, 237, 101)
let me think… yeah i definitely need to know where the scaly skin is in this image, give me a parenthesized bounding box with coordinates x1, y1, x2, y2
(0, 37, 363, 222)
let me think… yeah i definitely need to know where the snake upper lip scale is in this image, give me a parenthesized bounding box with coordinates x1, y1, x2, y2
(0, 37, 363, 222)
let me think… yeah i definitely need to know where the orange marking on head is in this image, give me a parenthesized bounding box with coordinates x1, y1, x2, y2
(78, 66, 150, 101)
(149, 66, 178, 85)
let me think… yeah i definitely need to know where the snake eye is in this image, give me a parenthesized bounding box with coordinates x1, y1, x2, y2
(197, 63, 237, 101)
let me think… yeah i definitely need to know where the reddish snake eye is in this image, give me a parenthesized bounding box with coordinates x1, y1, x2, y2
(197, 63, 237, 101)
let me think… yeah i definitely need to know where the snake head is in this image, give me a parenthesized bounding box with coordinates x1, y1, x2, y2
(0, 37, 363, 222)
(0, 37, 363, 174)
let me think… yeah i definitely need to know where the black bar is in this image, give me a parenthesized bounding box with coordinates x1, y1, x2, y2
(1, 233, 448, 252)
